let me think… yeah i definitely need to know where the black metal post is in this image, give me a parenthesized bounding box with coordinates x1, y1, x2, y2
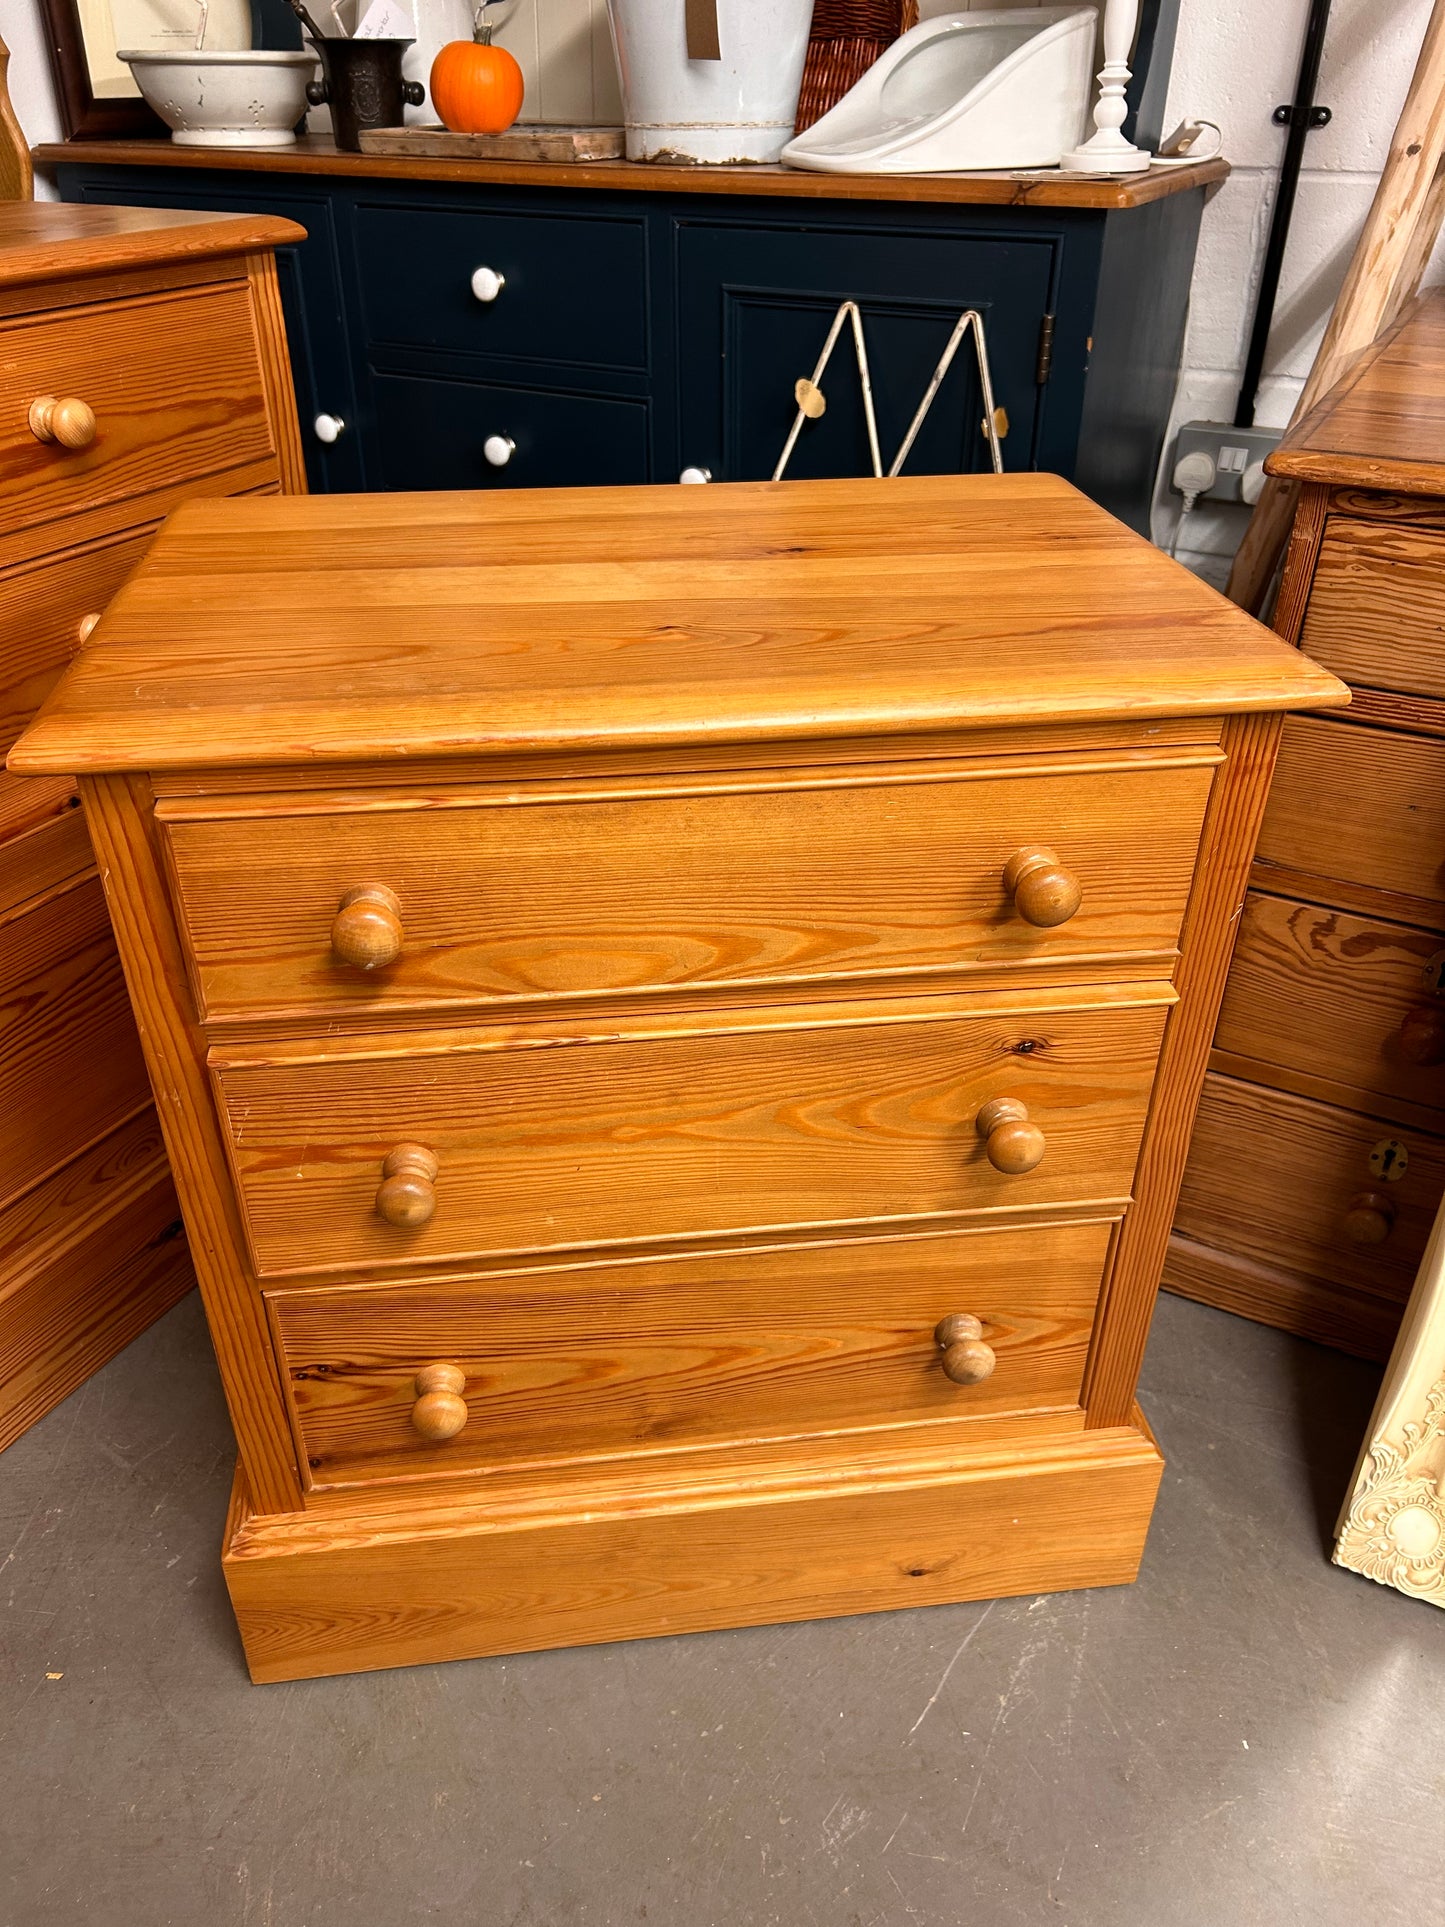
(1234, 0, 1335, 427)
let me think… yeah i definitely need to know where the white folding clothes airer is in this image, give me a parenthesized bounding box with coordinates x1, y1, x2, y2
(772, 302, 1004, 482)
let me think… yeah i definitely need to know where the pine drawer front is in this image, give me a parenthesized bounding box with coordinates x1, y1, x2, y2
(272, 1220, 1114, 1490)
(1213, 893, 1445, 1123)
(0, 873, 151, 1214)
(162, 759, 1215, 1023)
(211, 988, 1170, 1278)
(1300, 517, 1445, 699)
(0, 284, 277, 539)
(355, 204, 648, 372)
(1175, 1073, 1445, 1307)
(1256, 717, 1445, 915)
(0, 528, 155, 761)
(0, 806, 92, 917)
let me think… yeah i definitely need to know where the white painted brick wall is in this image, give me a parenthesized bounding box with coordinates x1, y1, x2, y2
(6, 0, 1434, 560)
(1158, 0, 1445, 582)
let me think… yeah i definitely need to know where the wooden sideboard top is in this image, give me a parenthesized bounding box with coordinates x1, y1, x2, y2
(34, 137, 1228, 212)
(9, 473, 1346, 777)
(0, 202, 307, 291)
(1269, 290, 1445, 496)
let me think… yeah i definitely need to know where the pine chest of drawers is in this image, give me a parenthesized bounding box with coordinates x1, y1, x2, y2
(9, 472, 1345, 1681)
(1167, 291, 1445, 1360)
(0, 202, 305, 1451)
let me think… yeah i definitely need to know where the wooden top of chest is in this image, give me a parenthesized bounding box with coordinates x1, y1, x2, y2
(9, 474, 1346, 777)
(1268, 290, 1445, 496)
(0, 202, 306, 294)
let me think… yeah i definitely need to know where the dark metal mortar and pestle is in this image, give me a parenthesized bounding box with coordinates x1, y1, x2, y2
(279, 0, 424, 151)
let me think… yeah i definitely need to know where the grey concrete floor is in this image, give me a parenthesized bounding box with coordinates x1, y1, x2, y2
(2, 1289, 1441, 1927)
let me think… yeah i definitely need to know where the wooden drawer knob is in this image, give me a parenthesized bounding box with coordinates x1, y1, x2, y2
(1343, 1191, 1395, 1245)
(1397, 1004, 1445, 1067)
(28, 394, 97, 450)
(411, 1362, 468, 1441)
(377, 1143, 438, 1227)
(332, 884, 403, 970)
(935, 1313, 997, 1385)
(977, 1096, 1046, 1175)
(1003, 845, 1082, 927)
(76, 611, 101, 644)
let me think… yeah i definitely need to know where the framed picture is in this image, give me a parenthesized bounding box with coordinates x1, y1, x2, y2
(40, 0, 252, 138)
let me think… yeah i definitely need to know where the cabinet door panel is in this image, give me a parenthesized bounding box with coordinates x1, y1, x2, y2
(677, 223, 1054, 484)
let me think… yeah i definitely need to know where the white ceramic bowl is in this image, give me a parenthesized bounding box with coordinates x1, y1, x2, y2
(118, 49, 317, 148)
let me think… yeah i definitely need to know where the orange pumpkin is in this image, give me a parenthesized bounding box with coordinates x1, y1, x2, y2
(430, 30, 525, 137)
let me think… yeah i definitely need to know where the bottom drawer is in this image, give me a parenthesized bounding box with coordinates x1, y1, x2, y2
(370, 369, 650, 490)
(1174, 1073, 1445, 1305)
(272, 1218, 1113, 1490)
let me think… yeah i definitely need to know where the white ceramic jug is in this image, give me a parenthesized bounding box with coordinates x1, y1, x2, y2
(605, 0, 814, 163)
(404, 0, 476, 121)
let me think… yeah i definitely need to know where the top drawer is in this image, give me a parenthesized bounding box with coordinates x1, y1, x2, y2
(355, 204, 648, 372)
(1301, 517, 1445, 699)
(0, 283, 277, 543)
(161, 755, 1216, 1023)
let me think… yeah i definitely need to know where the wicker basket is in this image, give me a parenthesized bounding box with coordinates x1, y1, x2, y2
(794, 0, 920, 134)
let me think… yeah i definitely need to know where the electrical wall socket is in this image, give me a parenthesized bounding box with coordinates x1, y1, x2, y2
(1171, 420, 1282, 505)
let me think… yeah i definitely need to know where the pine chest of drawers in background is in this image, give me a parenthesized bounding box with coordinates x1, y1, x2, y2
(1167, 291, 1445, 1361)
(10, 473, 1344, 1681)
(0, 203, 305, 1449)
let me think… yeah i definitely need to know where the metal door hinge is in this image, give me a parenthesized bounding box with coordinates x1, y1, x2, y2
(1036, 312, 1055, 386)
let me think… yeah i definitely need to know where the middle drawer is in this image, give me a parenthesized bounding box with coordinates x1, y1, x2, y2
(164, 758, 1213, 1023)
(211, 988, 1169, 1278)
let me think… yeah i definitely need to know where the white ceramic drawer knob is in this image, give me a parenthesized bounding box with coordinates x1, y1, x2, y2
(679, 466, 713, 484)
(484, 434, 516, 468)
(471, 266, 506, 303)
(313, 413, 346, 444)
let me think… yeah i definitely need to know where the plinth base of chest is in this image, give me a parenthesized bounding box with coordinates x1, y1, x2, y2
(221, 1413, 1164, 1683)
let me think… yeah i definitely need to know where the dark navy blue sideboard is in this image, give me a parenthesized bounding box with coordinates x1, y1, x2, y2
(45, 144, 1224, 532)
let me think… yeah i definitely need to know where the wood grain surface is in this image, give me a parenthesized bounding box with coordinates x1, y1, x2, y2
(0, 283, 277, 541)
(148, 719, 1227, 799)
(0, 805, 89, 917)
(273, 1218, 1114, 1489)
(1301, 516, 1445, 697)
(1174, 1072, 1445, 1307)
(1269, 290, 1445, 497)
(213, 987, 1169, 1278)
(8, 477, 1348, 779)
(163, 757, 1213, 1023)
(1163, 1231, 1404, 1363)
(0, 202, 305, 295)
(35, 137, 1228, 211)
(357, 125, 627, 163)
(1212, 892, 1445, 1128)
(222, 1417, 1164, 1680)
(0, 872, 151, 1213)
(1255, 715, 1445, 917)
(79, 774, 304, 1514)
(1081, 710, 1287, 1428)
(0, 1113, 186, 1452)
(0, 524, 155, 759)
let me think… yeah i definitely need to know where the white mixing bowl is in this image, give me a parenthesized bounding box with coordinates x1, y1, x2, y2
(119, 49, 317, 148)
